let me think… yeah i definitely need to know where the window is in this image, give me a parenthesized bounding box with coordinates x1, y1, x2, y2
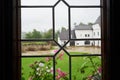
(17, 0, 109, 80)
(94, 32, 95, 36)
(88, 34, 90, 37)
(85, 34, 87, 37)
(98, 32, 99, 36)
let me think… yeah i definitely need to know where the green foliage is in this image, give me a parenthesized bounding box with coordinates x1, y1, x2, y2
(88, 22, 94, 25)
(25, 29, 54, 39)
(72, 56, 101, 80)
(22, 53, 101, 80)
(29, 59, 53, 80)
(55, 30, 60, 41)
(61, 27, 67, 32)
(79, 22, 86, 26)
(43, 29, 53, 38)
(32, 29, 42, 38)
(21, 67, 25, 80)
(25, 29, 42, 39)
(22, 42, 47, 45)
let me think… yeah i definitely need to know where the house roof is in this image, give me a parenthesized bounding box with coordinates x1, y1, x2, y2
(59, 30, 69, 40)
(94, 16, 101, 25)
(74, 25, 93, 30)
(59, 16, 100, 40)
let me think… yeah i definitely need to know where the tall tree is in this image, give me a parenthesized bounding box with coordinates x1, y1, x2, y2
(32, 29, 42, 38)
(61, 27, 67, 32)
(44, 29, 53, 38)
(25, 29, 42, 39)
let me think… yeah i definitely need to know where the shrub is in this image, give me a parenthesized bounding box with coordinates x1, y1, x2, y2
(28, 51, 69, 80)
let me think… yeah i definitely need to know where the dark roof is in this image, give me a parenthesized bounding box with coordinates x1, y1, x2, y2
(71, 30, 76, 39)
(94, 16, 101, 25)
(59, 30, 69, 40)
(74, 25, 93, 30)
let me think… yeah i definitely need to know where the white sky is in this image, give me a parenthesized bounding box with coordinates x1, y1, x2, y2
(21, 0, 100, 32)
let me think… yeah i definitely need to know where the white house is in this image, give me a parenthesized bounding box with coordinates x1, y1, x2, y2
(58, 16, 101, 47)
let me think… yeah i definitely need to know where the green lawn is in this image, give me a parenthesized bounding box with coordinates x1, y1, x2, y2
(22, 52, 101, 80)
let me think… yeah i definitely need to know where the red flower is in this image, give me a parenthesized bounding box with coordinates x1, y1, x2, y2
(56, 68, 67, 80)
(45, 57, 51, 61)
(58, 53, 64, 60)
(98, 67, 102, 73)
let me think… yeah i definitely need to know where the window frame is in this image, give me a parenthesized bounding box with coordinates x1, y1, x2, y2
(12, 0, 111, 80)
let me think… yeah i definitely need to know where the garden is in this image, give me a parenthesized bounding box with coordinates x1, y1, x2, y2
(22, 50, 101, 80)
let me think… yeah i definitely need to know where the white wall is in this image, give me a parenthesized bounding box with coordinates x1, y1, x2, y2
(75, 30, 93, 39)
(92, 24, 101, 38)
(58, 37, 70, 46)
(92, 24, 101, 47)
(58, 24, 101, 47)
(75, 41, 93, 46)
(75, 30, 93, 46)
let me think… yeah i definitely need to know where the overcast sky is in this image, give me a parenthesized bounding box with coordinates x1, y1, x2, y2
(21, 0, 100, 32)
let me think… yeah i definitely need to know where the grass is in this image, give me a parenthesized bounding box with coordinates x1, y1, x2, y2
(22, 52, 101, 80)
(22, 42, 47, 45)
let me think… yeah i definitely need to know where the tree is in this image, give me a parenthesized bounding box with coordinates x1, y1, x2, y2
(25, 29, 42, 39)
(79, 22, 86, 26)
(61, 27, 67, 32)
(25, 32, 33, 39)
(88, 22, 93, 25)
(32, 29, 42, 38)
(55, 30, 60, 41)
(44, 29, 53, 38)
(74, 22, 77, 26)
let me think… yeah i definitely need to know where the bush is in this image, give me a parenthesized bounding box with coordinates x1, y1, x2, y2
(28, 51, 69, 80)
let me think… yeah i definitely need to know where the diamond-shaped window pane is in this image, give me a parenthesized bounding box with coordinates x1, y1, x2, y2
(55, 1, 69, 46)
(55, 50, 69, 80)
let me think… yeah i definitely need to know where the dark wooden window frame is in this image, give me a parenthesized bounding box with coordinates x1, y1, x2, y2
(2, 0, 110, 80)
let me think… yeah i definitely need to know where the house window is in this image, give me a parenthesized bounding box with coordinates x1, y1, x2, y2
(98, 32, 99, 36)
(94, 32, 95, 36)
(88, 34, 90, 37)
(18, 0, 107, 80)
(77, 43, 79, 45)
(85, 34, 87, 37)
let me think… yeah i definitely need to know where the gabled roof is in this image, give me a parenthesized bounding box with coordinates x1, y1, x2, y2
(94, 16, 101, 25)
(74, 25, 93, 30)
(59, 30, 69, 40)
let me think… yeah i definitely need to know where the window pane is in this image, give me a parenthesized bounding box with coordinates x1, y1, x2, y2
(21, 0, 57, 6)
(21, 8, 53, 39)
(72, 56, 101, 80)
(55, 50, 69, 80)
(22, 41, 60, 56)
(64, 40, 101, 55)
(65, 0, 100, 6)
(22, 57, 53, 80)
(55, 1, 69, 46)
(71, 8, 101, 39)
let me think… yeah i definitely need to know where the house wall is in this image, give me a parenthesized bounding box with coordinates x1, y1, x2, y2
(92, 24, 101, 38)
(75, 30, 93, 39)
(92, 24, 101, 47)
(75, 41, 93, 46)
(75, 30, 93, 46)
(58, 37, 70, 46)
(58, 24, 101, 47)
